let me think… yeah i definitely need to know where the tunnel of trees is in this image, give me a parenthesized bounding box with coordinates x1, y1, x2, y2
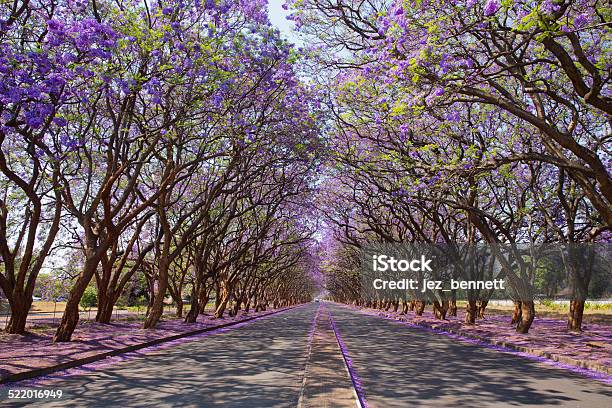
(0, 0, 610, 342)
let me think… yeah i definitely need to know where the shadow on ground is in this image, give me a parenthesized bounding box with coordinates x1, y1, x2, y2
(327, 303, 612, 408)
(3, 305, 317, 408)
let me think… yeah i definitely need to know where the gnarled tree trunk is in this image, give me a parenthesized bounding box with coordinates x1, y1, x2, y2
(400, 300, 409, 314)
(516, 300, 535, 334)
(477, 300, 488, 319)
(567, 299, 585, 332)
(511, 301, 522, 325)
(465, 300, 477, 324)
(5, 293, 31, 334)
(433, 299, 449, 320)
(414, 300, 426, 316)
(448, 294, 457, 317)
(54, 253, 99, 342)
(95, 292, 115, 324)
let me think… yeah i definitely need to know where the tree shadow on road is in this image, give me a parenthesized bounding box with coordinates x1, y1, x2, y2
(327, 304, 612, 408)
(4, 306, 317, 408)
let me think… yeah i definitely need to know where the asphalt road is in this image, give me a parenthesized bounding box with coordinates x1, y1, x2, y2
(325, 303, 612, 408)
(1, 302, 611, 407)
(4, 304, 320, 408)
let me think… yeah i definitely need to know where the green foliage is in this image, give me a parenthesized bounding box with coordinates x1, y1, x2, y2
(584, 302, 612, 311)
(80, 287, 97, 309)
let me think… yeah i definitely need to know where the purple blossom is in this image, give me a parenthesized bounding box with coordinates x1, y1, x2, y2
(434, 87, 445, 96)
(574, 13, 589, 28)
(541, 0, 560, 15)
(25, 111, 44, 128)
(24, 104, 53, 128)
(446, 111, 461, 122)
(484, 0, 499, 16)
(439, 53, 453, 74)
(7, 87, 22, 103)
(53, 117, 68, 127)
(46, 19, 64, 33)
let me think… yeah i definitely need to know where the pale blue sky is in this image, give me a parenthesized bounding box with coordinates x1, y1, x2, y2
(267, 0, 302, 45)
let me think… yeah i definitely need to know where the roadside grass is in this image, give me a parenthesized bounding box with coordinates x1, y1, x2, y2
(0, 301, 221, 332)
(30, 301, 68, 313)
(456, 300, 612, 314)
(1, 300, 217, 315)
(453, 300, 611, 324)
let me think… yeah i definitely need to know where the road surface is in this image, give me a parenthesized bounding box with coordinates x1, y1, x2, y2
(1, 302, 610, 407)
(325, 303, 612, 407)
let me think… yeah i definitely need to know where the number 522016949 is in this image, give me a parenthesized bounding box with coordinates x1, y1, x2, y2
(8, 389, 63, 399)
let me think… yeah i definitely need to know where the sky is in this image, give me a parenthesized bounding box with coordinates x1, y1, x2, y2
(267, 0, 303, 45)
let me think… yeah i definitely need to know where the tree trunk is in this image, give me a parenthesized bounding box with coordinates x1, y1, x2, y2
(214, 281, 221, 311)
(144, 283, 166, 329)
(214, 287, 232, 319)
(567, 299, 585, 332)
(414, 300, 425, 316)
(232, 297, 242, 316)
(54, 256, 98, 342)
(433, 299, 448, 320)
(253, 293, 260, 312)
(175, 298, 183, 318)
(54, 294, 82, 342)
(477, 300, 488, 319)
(144, 240, 170, 329)
(516, 300, 535, 334)
(449, 298, 457, 317)
(465, 300, 477, 324)
(184, 273, 200, 323)
(95, 289, 115, 324)
(198, 284, 210, 314)
(145, 276, 155, 317)
(185, 298, 198, 323)
(144, 266, 168, 329)
(511, 301, 522, 325)
(5, 294, 31, 334)
(95, 298, 114, 324)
